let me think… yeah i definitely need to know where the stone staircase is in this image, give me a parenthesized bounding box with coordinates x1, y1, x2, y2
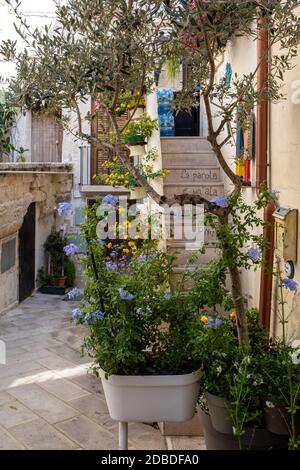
(161, 137, 224, 273)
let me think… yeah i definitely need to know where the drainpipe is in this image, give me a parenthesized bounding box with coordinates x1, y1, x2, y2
(256, 7, 275, 331)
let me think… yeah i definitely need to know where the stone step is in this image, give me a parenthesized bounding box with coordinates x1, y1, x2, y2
(166, 227, 217, 243)
(162, 153, 218, 167)
(164, 167, 221, 184)
(161, 137, 212, 154)
(163, 182, 224, 199)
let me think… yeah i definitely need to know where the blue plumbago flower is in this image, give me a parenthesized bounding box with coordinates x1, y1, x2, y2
(282, 278, 298, 292)
(205, 316, 223, 329)
(91, 310, 105, 323)
(270, 190, 280, 198)
(118, 288, 134, 301)
(247, 247, 261, 262)
(164, 292, 171, 300)
(146, 306, 152, 313)
(136, 308, 143, 315)
(102, 194, 118, 207)
(71, 308, 83, 325)
(64, 243, 79, 257)
(67, 287, 81, 300)
(105, 260, 118, 271)
(98, 239, 105, 247)
(86, 342, 94, 354)
(138, 254, 148, 262)
(57, 202, 72, 216)
(83, 315, 89, 327)
(211, 196, 229, 208)
(110, 251, 118, 257)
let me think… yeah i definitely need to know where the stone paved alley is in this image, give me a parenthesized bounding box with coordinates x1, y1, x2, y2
(0, 294, 204, 450)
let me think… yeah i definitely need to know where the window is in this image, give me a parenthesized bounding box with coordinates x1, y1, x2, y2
(1, 237, 16, 273)
(31, 112, 63, 162)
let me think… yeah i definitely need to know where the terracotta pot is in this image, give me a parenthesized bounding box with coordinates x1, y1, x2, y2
(197, 406, 288, 450)
(100, 369, 200, 423)
(56, 276, 66, 287)
(204, 390, 233, 434)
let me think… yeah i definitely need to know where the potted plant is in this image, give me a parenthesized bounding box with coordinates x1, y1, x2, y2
(37, 232, 76, 294)
(99, 150, 169, 200)
(121, 113, 157, 145)
(72, 199, 200, 425)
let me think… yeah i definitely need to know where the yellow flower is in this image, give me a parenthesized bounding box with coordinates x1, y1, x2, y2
(200, 315, 208, 324)
(124, 180, 129, 185)
(128, 241, 136, 247)
(106, 242, 113, 249)
(119, 207, 125, 214)
(123, 248, 129, 254)
(229, 311, 236, 321)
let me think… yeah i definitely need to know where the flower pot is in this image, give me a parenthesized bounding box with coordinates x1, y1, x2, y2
(204, 390, 233, 434)
(129, 144, 146, 157)
(197, 406, 288, 450)
(130, 187, 147, 199)
(56, 276, 66, 287)
(124, 134, 146, 145)
(263, 399, 300, 436)
(100, 369, 200, 423)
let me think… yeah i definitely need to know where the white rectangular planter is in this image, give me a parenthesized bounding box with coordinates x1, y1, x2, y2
(100, 370, 200, 423)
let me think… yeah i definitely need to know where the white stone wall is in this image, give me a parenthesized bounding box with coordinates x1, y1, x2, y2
(219, 20, 300, 339)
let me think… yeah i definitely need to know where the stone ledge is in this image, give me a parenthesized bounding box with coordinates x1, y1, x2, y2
(0, 162, 73, 174)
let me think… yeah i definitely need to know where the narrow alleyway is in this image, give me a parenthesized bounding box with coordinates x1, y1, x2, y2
(0, 294, 204, 450)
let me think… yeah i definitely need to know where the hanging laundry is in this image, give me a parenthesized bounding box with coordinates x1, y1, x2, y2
(157, 89, 175, 137)
(225, 63, 232, 89)
(235, 109, 245, 179)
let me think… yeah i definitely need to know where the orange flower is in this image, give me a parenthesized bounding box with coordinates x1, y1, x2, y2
(128, 241, 136, 247)
(229, 311, 236, 321)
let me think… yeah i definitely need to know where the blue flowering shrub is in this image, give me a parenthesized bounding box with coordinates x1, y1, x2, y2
(74, 200, 201, 376)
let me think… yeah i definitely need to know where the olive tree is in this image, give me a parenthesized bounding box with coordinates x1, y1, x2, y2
(2, 0, 300, 348)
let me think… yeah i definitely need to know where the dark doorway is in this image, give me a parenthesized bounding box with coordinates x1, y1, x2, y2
(19, 203, 36, 302)
(174, 93, 200, 137)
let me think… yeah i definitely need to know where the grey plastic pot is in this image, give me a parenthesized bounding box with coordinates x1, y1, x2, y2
(197, 406, 288, 450)
(204, 390, 233, 434)
(100, 369, 200, 423)
(263, 400, 289, 435)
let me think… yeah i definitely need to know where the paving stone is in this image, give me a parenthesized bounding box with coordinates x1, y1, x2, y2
(0, 391, 15, 406)
(69, 371, 103, 395)
(166, 436, 207, 450)
(55, 415, 118, 450)
(38, 374, 91, 402)
(122, 423, 167, 450)
(8, 384, 79, 424)
(47, 344, 91, 365)
(0, 424, 26, 449)
(69, 394, 109, 425)
(10, 418, 78, 450)
(0, 400, 38, 428)
(0, 360, 46, 379)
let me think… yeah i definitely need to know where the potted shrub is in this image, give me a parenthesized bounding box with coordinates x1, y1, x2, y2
(37, 232, 76, 294)
(72, 198, 200, 425)
(99, 150, 169, 199)
(121, 113, 157, 145)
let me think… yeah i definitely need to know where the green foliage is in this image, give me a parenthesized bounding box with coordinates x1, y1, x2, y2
(76, 200, 201, 375)
(121, 114, 158, 143)
(0, 99, 17, 161)
(99, 149, 168, 189)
